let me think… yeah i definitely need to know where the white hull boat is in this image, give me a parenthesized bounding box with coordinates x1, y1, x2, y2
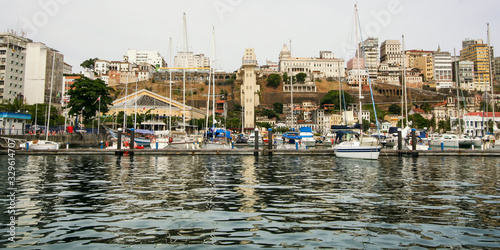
(27, 140, 60, 150)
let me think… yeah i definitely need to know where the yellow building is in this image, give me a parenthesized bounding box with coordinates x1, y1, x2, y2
(408, 50, 434, 82)
(460, 41, 492, 91)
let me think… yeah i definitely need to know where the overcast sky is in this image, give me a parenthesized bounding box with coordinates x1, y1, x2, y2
(2, 0, 499, 73)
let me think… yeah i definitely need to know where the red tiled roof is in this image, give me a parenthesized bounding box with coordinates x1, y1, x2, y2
(465, 112, 500, 118)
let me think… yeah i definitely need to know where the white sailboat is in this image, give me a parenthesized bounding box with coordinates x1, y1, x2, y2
(28, 52, 59, 150)
(201, 26, 232, 149)
(334, 4, 381, 160)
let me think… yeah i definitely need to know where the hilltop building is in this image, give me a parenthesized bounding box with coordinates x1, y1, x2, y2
(460, 39, 494, 92)
(278, 45, 344, 79)
(125, 49, 166, 68)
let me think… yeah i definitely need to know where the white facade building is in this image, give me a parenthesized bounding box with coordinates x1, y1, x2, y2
(174, 52, 210, 68)
(433, 50, 454, 89)
(24, 42, 64, 106)
(126, 49, 165, 68)
(278, 45, 344, 79)
(94, 60, 110, 75)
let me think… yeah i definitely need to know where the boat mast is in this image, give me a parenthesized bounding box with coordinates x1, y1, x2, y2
(205, 29, 212, 136)
(487, 22, 496, 132)
(46, 52, 56, 141)
(134, 78, 138, 129)
(454, 48, 462, 135)
(355, 5, 362, 133)
(123, 78, 127, 130)
(290, 39, 294, 130)
(182, 12, 187, 133)
(402, 34, 408, 127)
(212, 27, 216, 133)
(169, 37, 172, 131)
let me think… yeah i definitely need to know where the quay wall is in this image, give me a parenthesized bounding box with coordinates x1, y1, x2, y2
(2, 134, 109, 147)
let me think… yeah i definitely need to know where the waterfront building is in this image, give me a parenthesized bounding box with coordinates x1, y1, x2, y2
(358, 37, 379, 81)
(125, 49, 166, 68)
(238, 48, 260, 128)
(453, 60, 475, 91)
(432, 50, 454, 89)
(460, 39, 493, 92)
(0, 111, 31, 135)
(108, 89, 205, 122)
(278, 45, 344, 79)
(0, 32, 31, 102)
(461, 111, 500, 137)
(24, 42, 64, 106)
(380, 40, 403, 65)
(174, 51, 209, 68)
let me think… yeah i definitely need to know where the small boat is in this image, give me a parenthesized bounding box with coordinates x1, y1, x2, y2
(104, 126, 152, 147)
(334, 137, 381, 160)
(299, 127, 316, 147)
(247, 133, 265, 146)
(428, 134, 476, 149)
(27, 140, 60, 150)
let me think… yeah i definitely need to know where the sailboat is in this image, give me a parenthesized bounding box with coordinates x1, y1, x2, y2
(333, 4, 381, 160)
(27, 52, 60, 150)
(201, 26, 232, 149)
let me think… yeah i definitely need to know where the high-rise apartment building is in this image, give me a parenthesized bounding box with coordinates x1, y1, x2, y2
(380, 40, 403, 65)
(432, 50, 454, 89)
(24, 42, 64, 106)
(460, 39, 493, 92)
(0, 32, 31, 102)
(453, 60, 474, 91)
(358, 37, 379, 80)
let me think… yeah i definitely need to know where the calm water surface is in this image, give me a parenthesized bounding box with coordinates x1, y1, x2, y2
(1, 154, 499, 249)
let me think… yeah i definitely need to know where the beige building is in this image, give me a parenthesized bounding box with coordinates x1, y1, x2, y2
(108, 89, 205, 121)
(460, 39, 493, 92)
(238, 48, 260, 128)
(414, 54, 434, 82)
(380, 40, 403, 65)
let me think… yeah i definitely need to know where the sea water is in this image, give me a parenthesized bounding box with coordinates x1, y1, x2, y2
(1, 154, 499, 249)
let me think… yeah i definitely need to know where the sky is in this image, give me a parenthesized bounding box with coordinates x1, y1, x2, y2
(2, 0, 500, 73)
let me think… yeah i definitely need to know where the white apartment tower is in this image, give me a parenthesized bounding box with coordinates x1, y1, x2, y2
(240, 48, 260, 128)
(24, 42, 64, 106)
(126, 49, 166, 68)
(0, 32, 31, 102)
(358, 37, 379, 80)
(433, 50, 454, 89)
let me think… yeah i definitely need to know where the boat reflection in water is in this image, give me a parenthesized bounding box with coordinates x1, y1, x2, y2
(2, 155, 500, 248)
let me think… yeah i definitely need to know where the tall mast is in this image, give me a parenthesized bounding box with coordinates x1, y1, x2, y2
(169, 37, 172, 131)
(123, 76, 128, 130)
(205, 28, 213, 134)
(134, 78, 137, 129)
(402, 34, 408, 127)
(46, 51, 55, 141)
(182, 12, 187, 132)
(454, 48, 461, 135)
(355, 5, 362, 131)
(290, 39, 293, 130)
(212, 28, 216, 131)
(487, 22, 496, 131)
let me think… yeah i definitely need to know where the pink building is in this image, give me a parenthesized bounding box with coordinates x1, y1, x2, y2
(346, 57, 365, 70)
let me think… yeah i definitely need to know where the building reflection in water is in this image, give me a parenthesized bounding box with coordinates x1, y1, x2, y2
(236, 156, 259, 213)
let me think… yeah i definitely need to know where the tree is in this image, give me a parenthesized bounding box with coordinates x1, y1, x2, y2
(388, 104, 401, 115)
(80, 58, 98, 71)
(420, 102, 432, 113)
(273, 102, 283, 114)
(67, 77, 113, 122)
(296, 72, 307, 83)
(0, 97, 27, 112)
(320, 90, 354, 110)
(437, 119, 451, 133)
(266, 73, 281, 88)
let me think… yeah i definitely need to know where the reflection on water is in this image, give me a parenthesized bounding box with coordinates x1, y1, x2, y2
(1, 155, 499, 248)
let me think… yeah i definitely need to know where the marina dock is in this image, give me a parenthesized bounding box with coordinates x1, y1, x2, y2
(4, 148, 500, 157)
